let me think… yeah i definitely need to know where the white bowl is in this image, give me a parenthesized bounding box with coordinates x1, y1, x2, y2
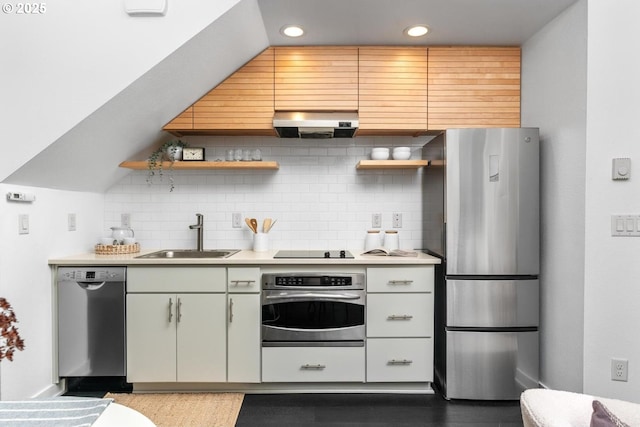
(392, 151, 411, 160)
(371, 151, 390, 160)
(372, 147, 389, 153)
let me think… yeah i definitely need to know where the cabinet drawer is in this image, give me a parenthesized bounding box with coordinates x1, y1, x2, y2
(262, 346, 365, 382)
(366, 338, 433, 382)
(367, 294, 433, 337)
(366, 267, 433, 293)
(228, 267, 260, 293)
(128, 267, 226, 293)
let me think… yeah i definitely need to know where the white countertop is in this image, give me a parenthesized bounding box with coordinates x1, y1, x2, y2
(48, 249, 441, 266)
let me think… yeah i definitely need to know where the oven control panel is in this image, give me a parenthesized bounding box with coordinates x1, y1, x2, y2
(275, 275, 352, 287)
(263, 273, 365, 290)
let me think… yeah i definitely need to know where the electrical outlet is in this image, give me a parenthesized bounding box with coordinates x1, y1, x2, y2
(121, 213, 131, 228)
(68, 213, 76, 231)
(372, 213, 382, 228)
(232, 212, 242, 228)
(611, 358, 629, 382)
(392, 212, 402, 228)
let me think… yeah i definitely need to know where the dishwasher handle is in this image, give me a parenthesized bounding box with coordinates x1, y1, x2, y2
(76, 281, 107, 291)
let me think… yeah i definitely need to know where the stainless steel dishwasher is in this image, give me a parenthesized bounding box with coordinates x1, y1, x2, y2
(57, 266, 126, 377)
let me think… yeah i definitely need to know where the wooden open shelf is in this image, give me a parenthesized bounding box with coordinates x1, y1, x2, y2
(356, 160, 430, 170)
(119, 161, 280, 170)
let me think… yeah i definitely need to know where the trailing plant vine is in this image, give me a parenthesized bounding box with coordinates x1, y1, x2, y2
(146, 140, 187, 192)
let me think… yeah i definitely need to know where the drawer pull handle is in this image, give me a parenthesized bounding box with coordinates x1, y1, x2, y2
(168, 298, 173, 323)
(229, 298, 234, 323)
(388, 359, 413, 365)
(387, 315, 413, 320)
(389, 280, 413, 285)
(301, 364, 326, 370)
(231, 280, 256, 286)
(177, 298, 182, 323)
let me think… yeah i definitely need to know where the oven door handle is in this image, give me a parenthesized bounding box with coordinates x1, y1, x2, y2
(265, 292, 362, 300)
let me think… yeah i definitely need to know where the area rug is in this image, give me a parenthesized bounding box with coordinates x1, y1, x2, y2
(104, 392, 244, 427)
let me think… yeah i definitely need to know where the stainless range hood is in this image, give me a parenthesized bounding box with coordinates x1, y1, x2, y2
(273, 111, 359, 138)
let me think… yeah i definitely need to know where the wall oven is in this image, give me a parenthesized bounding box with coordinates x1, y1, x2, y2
(261, 272, 365, 346)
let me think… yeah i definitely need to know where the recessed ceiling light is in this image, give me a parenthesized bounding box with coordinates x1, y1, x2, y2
(405, 25, 429, 37)
(281, 25, 305, 38)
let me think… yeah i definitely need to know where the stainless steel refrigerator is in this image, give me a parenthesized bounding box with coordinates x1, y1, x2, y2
(422, 128, 540, 400)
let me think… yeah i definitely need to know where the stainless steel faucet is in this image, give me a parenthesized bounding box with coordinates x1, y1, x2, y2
(189, 213, 204, 251)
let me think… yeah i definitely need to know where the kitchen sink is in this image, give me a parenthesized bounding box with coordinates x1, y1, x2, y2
(136, 249, 240, 259)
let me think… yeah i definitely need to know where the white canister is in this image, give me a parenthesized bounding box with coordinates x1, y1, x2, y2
(364, 230, 382, 250)
(384, 230, 399, 251)
(253, 233, 269, 252)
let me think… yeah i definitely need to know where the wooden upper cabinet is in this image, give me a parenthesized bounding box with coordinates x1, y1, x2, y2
(427, 47, 521, 130)
(274, 47, 358, 111)
(163, 48, 275, 136)
(358, 47, 428, 135)
(163, 107, 193, 131)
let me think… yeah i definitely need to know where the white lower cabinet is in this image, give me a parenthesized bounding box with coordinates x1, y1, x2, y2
(126, 293, 226, 383)
(366, 267, 434, 384)
(262, 346, 365, 382)
(366, 293, 434, 337)
(228, 293, 261, 383)
(366, 338, 433, 382)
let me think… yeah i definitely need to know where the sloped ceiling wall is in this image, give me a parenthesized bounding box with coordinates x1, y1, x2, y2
(3, 0, 269, 192)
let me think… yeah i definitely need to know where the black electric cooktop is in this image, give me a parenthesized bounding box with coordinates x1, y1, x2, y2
(273, 250, 354, 259)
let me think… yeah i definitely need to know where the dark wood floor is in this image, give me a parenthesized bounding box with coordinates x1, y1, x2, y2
(235, 393, 524, 427)
(64, 378, 524, 427)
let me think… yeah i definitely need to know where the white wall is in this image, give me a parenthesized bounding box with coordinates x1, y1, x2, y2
(583, 0, 640, 401)
(105, 136, 430, 251)
(0, 184, 104, 400)
(521, 0, 587, 392)
(0, 0, 242, 182)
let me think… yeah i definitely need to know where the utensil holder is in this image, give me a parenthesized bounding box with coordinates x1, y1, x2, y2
(253, 233, 269, 252)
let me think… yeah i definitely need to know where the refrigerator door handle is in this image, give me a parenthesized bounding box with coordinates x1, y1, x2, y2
(387, 314, 413, 321)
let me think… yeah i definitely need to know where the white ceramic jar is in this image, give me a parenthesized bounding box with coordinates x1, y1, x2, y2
(364, 230, 382, 250)
(384, 230, 399, 250)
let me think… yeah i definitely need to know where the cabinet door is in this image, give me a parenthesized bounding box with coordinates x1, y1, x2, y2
(275, 46, 358, 110)
(176, 294, 227, 382)
(427, 47, 521, 130)
(367, 294, 433, 338)
(367, 267, 434, 293)
(128, 266, 226, 293)
(228, 267, 261, 293)
(126, 294, 176, 382)
(366, 338, 433, 382)
(164, 48, 275, 135)
(358, 47, 428, 135)
(228, 294, 261, 383)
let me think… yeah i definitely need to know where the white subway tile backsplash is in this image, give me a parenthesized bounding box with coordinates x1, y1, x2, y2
(104, 135, 432, 251)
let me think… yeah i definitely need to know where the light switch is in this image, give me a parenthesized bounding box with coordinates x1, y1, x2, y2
(18, 214, 29, 235)
(612, 158, 631, 180)
(612, 214, 640, 236)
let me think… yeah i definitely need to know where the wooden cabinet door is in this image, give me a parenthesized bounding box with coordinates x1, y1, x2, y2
(358, 47, 428, 135)
(176, 294, 227, 382)
(227, 294, 261, 383)
(427, 47, 521, 130)
(126, 293, 177, 382)
(164, 48, 275, 135)
(275, 46, 358, 111)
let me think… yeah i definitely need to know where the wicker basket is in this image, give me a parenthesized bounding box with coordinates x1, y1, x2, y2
(95, 243, 140, 255)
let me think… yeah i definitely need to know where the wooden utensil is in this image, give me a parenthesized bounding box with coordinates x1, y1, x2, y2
(245, 218, 256, 233)
(266, 219, 277, 233)
(263, 218, 272, 233)
(250, 218, 258, 234)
